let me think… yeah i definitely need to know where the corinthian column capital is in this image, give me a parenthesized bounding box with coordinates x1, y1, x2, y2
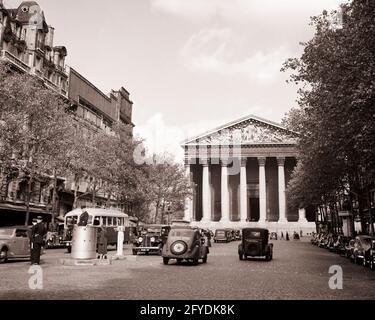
(257, 157, 266, 166)
(277, 157, 286, 166)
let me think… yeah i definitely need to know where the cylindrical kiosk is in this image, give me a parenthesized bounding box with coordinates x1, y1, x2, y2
(71, 225, 98, 259)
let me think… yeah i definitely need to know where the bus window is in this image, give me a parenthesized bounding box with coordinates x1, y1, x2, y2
(119, 218, 124, 226)
(66, 216, 78, 226)
(87, 215, 93, 225)
(93, 216, 100, 226)
(102, 216, 107, 227)
(107, 217, 113, 226)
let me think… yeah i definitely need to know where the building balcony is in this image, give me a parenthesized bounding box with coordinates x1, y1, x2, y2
(0, 49, 30, 73)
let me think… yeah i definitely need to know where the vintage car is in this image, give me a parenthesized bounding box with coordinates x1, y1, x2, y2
(363, 240, 375, 270)
(0, 226, 31, 263)
(332, 235, 350, 255)
(270, 232, 278, 240)
(352, 235, 375, 265)
(318, 234, 329, 248)
(46, 223, 66, 249)
(345, 238, 356, 259)
(238, 228, 273, 261)
(214, 229, 231, 243)
(327, 234, 339, 252)
(161, 226, 209, 265)
(132, 224, 170, 255)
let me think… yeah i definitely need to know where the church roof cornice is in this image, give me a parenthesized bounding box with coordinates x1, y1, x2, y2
(181, 114, 299, 146)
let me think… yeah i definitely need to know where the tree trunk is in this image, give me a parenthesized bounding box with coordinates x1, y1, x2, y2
(161, 201, 165, 225)
(155, 200, 160, 224)
(92, 183, 96, 207)
(73, 175, 79, 209)
(51, 169, 58, 224)
(24, 176, 32, 226)
(367, 186, 374, 236)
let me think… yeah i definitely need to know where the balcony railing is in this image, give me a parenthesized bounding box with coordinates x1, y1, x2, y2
(0, 50, 30, 73)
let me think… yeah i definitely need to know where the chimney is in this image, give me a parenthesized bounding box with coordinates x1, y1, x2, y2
(46, 25, 55, 48)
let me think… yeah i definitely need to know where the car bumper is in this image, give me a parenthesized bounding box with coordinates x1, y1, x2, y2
(133, 246, 160, 253)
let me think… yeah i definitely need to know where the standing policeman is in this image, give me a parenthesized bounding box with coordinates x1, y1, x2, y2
(30, 216, 47, 265)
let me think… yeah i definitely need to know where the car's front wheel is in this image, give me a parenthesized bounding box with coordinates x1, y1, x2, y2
(0, 249, 7, 264)
(132, 249, 137, 256)
(202, 256, 207, 263)
(239, 254, 243, 261)
(192, 259, 199, 265)
(67, 247, 72, 254)
(163, 257, 169, 265)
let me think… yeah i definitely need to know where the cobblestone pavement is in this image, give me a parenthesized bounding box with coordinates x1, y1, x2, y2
(0, 239, 375, 300)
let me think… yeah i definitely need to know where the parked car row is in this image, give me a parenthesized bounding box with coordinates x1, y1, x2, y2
(213, 228, 241, 243)
(311, 232, 375, 271)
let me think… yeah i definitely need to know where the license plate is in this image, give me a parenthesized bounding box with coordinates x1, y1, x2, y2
(141, 249, 149, 252)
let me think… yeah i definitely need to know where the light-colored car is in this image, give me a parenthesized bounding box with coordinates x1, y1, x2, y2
(0, 226, 31, 263)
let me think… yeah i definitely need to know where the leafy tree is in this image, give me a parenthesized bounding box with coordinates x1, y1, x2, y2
(145, 155, 192, 224)
(282, 0, 375, 234)
(0, 62, 76, 225)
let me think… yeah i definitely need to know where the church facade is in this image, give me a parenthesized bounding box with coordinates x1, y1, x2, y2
(181, 115, 316, 234)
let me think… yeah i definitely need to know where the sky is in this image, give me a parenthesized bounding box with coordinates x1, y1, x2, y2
(4, 0, 344, 162)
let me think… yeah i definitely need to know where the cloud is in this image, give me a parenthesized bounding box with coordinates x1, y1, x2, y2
(151, 0, 344, 22)
(133, 113, 185, 162)
(180, 28, 290, 82)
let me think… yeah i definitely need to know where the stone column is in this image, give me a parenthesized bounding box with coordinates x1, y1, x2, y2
(240, 158, 248, 223)
(201, 159, 211, 222)
(184, 162, 193, 222)
(258, 157, 267, 223)
(277, 157, 287, 223)
(220, 161, 230, 223)
(298, 208, 308, 223)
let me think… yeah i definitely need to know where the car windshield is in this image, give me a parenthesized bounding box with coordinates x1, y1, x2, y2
(0, 229, 14, 237)
(362, 238, 372, 246)
(170, 229, 194, 237)
(249, 231, 261, 238)
(146, 227, 161, 234)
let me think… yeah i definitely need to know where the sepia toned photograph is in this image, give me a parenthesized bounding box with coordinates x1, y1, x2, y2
(0, 0, 374, 307)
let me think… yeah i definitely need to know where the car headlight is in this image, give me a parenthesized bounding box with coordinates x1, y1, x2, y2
(150, 237, 156, 243)
(138, 237, 143, 243)
(49, 238, 53, 241)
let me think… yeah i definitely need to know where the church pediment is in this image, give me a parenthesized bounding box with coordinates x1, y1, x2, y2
(183, 115, 298, 146)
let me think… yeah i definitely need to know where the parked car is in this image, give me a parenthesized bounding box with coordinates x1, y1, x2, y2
(214, 229, 231, 243)
(45, 231, 65, 249)
(132, 224, 170, 255)
(345, 239, 356, 259)
(318, 234, 329, 248)
(332, 235, 350, 255)
(235, 230, 242, 240)
(310, 233, 318, 245)
(238, 228, 273, 261)
(363, 240, 375, 270)
(0, 226, 31, 263)
(270, 232, 278, 240)
(161, 226, 209, 265)
(226, 228, 236, 241)
(327, 234, 338, 252)
(352, 235, 374, 265)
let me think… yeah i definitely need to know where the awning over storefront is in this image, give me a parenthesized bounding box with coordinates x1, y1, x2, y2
(0, 202, 51, 215)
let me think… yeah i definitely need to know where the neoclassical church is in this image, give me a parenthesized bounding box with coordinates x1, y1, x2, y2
(181, 115, 316, 234)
